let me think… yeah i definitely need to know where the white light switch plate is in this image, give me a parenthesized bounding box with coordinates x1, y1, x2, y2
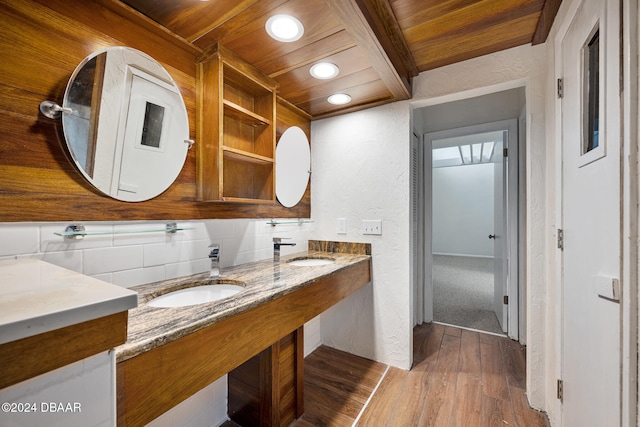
(362, 220, 382, 235)
(337, 218, 347, 235)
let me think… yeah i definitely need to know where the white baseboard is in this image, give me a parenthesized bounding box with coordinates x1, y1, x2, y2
(432, 252, 494, 259)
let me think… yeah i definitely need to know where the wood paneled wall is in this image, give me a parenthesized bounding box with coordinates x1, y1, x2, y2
(0, 0, 311, 222)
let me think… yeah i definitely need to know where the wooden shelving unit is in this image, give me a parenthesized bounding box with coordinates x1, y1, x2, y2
(197, 43, 278, 203)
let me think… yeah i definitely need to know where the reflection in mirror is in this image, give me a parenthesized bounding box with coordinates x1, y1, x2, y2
(64, 53, 103, 174)
(61, 47, 190, 202)
(275, 126, 310, 208)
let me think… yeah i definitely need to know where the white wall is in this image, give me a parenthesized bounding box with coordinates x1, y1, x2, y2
(311, 103, 413, 369)
(0, 351, 115, 427)
(415, 87, 526, 135)
(432, 163, 494, 257)
(0, 218, 316, 426)
(146, 376, 228, 427)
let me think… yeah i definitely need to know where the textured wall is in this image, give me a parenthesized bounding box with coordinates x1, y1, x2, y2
(311, 102, 412, 370)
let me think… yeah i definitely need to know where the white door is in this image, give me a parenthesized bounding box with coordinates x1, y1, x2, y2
(560, 0, 621, 425)
(492, 135, 507, 332)
(116, 72, 187, 201)
(492, 126, 519, 337)
(424, 120, 518, 337)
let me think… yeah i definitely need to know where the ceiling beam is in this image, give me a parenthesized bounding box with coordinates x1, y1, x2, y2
(354, 0, 419, 84)
(532, 0, 563, 45)
(324, 0, 414, 100)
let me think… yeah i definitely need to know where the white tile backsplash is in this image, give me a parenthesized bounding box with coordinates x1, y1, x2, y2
(0, 219, 312, 289)
(38, 250, 83, 273)
(220, 237, 241, 266)
(165, 258, 210, 279)
(0, 225, 39, 257)
(143, 239, 210, 267)
(204, 219, 238, 240)
(84, 245, 144, 275)
(112, 266, 166, 288)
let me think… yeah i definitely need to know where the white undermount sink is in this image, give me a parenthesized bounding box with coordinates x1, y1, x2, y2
(147, 284, 244, 308)
(288, 258, 335, 267)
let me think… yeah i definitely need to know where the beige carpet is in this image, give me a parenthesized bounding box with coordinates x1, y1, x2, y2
(432, 254, 503, 335)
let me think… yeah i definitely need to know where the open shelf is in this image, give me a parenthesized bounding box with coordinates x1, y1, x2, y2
(223, 100, 271, 127)
(222, 155, 273, 202)
(223, 147, 274, 165)
(197, 43, 277, 203)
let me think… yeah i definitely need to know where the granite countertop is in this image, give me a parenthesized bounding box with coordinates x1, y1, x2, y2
(116, 250, 371, 363)
(0, 258, 138, 345)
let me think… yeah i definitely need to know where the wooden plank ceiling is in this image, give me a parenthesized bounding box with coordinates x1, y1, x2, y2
(120, 0, 561, 119)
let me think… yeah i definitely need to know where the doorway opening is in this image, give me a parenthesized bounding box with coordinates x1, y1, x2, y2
(430, 126, 511, 334)
(412, 88, 526, 341)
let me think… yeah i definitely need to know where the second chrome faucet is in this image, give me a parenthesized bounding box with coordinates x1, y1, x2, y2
(273, 237, 296, 263)
(209, 243, 220, 278)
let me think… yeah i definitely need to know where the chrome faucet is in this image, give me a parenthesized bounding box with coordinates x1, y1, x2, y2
(208, 244, 220, 278)
(273, 237, 296, 263)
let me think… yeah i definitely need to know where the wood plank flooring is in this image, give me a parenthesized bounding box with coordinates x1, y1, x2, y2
(224, 323, 549, 427)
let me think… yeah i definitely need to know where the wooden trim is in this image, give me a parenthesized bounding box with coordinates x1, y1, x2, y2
(196, 57, 223, 201)
(117, 259, 371, 426)
(277, 96, 312, 122)
(312, 96, 395, 120)
(324, 0, 412, 100)
(294, 326, 305, 418)
(0, 311, 128, 389)
(33, 0, 200, 64)
(267, 339, 280, 426)
(532, 0, 563, 45)
(198, 43, 278, 90)
(354, 0, 419, 80)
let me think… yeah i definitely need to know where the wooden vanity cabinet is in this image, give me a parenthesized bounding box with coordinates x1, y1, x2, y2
(228, 327, 304, 427)
(197, 43, 278, 203)
(116, 256, 371, 426)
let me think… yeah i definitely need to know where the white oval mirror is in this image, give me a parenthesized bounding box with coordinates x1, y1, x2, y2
(275, 126, 310, 208)
(61, 47, 190, 202)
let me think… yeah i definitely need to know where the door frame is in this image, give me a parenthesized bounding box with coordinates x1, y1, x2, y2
(419, 119, 521, 339)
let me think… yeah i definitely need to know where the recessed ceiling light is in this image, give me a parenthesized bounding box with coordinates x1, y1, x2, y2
(310, 62, 339, 79)
(328, 93, 351, 105)
(265, 14, 304, 42)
